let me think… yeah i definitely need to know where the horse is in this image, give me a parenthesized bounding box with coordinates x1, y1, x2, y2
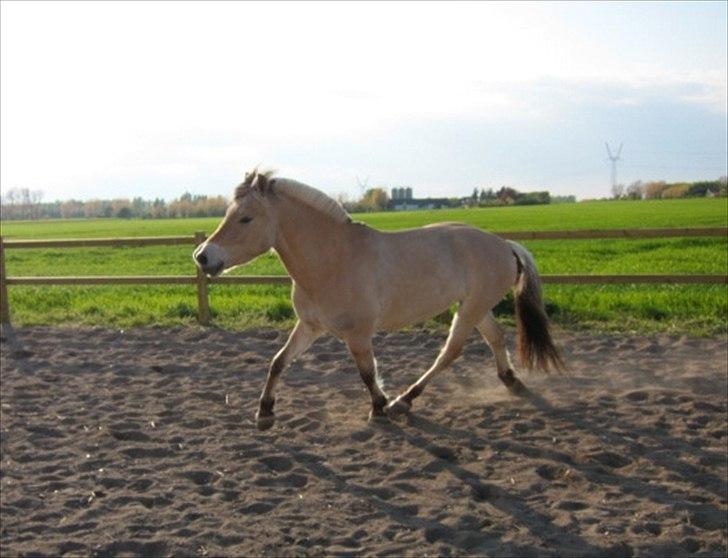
(193, 169, 563, 430)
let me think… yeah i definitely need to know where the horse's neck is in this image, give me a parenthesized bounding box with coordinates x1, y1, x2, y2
(273, 198, 350, 292)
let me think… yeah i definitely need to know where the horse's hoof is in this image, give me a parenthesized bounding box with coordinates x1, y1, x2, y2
(256, 413, 276, 431)
(507, 378, 527, 396)
(368, 408, 389, 423)
(386, 397, 411, 417)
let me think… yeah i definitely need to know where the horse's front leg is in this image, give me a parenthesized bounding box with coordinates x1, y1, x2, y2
(346, 339, 389, 421)
(256, 320, 321, 430)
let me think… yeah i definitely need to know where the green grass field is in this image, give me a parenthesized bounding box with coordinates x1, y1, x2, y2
(2, 198, 726, 335)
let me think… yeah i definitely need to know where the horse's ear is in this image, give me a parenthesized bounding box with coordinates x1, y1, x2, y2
(253, 172, 270, 194)
(244, 167, 259, 185)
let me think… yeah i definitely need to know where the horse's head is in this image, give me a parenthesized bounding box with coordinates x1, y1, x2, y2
(193, 171, 277, 276)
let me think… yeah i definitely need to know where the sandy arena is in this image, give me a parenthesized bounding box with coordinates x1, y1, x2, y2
(1, 326, 726, 557)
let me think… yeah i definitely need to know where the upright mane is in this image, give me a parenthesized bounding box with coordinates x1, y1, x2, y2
(236, 169, 351, 225)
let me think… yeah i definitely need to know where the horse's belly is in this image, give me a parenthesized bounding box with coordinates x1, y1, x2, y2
(376, 275, 465, 330)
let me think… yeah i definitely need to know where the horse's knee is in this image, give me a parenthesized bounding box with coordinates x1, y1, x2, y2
(268, 356, 286, 377)
(433, 345, 463, 370)
(348, 344, 375, 372)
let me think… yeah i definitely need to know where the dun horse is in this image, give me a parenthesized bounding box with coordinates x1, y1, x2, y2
(194, 170, 563, 429)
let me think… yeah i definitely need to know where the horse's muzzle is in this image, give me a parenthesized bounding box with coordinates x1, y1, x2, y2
(193, 245, 225, 277)
(200, 261, 224, 277)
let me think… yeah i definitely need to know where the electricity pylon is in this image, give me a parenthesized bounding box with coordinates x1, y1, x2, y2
(605, 142, 623, 191)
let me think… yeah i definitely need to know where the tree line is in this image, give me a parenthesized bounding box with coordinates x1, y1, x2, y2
(339, 185, 573, 213)
(2, 176, 725, 221)
(464, 186, 575, 207)
(610, 177, 727, 200)
(0, 189, 229, 221)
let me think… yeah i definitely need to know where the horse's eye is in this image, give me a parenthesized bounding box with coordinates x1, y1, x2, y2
(239, 216, 253, 224)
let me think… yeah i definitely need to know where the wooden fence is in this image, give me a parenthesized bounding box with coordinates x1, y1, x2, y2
(1, 227, 726, 326)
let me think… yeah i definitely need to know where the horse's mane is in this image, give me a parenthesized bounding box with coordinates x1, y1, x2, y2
(235, 169, 351, 225)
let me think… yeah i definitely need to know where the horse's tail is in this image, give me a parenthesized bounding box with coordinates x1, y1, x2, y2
(508, 241, 564, 373)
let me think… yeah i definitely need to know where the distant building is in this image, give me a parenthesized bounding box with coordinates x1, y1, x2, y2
(388, 187, 454, 211)
(390, 187, 412, 201)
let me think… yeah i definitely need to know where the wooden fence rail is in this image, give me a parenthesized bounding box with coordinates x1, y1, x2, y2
(1, 227, 726, 326)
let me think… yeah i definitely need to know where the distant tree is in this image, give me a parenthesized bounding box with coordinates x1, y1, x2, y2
(625, 181, 643, 200)
(132, 197, 149, 218)
(515, 191, 550, 205)
(1, 188, 19, 219)
(4, 188, 17, 206)
(643, 181, 668, 199)
(610, 183, 625, 199)
(29, 190, 44, 219)
(60, 200, 84, 219)
(496, 186, 520, 204)
(360, 188, 389, 212)
(661, 184, 690, 199)
(150, 198, 167, 218)
(84, 199, 104, 218)
(687, 181, 721, 197)
(199, 196, 228, 217)
(111, 199, 132, 218)
(20, 188, 31, 214)
(478, 188, 496, 203)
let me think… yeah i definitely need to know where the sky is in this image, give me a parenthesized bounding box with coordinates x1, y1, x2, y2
(1, 1, 726, 203)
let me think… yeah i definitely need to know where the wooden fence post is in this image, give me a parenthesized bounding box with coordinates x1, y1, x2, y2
(0, 236, 10, 325)
(194, 232, 210, 326)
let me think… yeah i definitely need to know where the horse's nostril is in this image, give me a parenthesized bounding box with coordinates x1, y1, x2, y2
(196, 252, 208, 266)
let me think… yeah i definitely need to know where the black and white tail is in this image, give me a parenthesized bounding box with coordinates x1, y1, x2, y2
(509, 241, 564, 373)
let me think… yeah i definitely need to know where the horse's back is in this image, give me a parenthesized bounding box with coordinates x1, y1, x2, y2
(365, 222, 518, 329)
(379, 222, 514, 270)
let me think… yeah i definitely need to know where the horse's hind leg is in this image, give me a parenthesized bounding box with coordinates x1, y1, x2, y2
(477, 311, 525, 393)
(387, 308, 475, 416)
(256, 320, 321, 430)
(346, 338, 389, 420)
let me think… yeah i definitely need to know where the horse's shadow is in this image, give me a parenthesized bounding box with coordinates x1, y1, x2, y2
(396, 384, 727, 542)
(277, 387, 628, 557)
(514, 384, 727, 502)
(282, 420, 614, 557)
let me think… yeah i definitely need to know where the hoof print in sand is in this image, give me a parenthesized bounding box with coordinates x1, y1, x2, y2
(238, 502, 277, 515)
(426, 444, 458, 462)
(120, 447, 173, 459)
(259, 455, 293, 473)
(181, 470, 217, 486)
(588, 451, 632, 469)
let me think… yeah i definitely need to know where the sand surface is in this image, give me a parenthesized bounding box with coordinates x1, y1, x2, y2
(1, 325, 726, 557)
